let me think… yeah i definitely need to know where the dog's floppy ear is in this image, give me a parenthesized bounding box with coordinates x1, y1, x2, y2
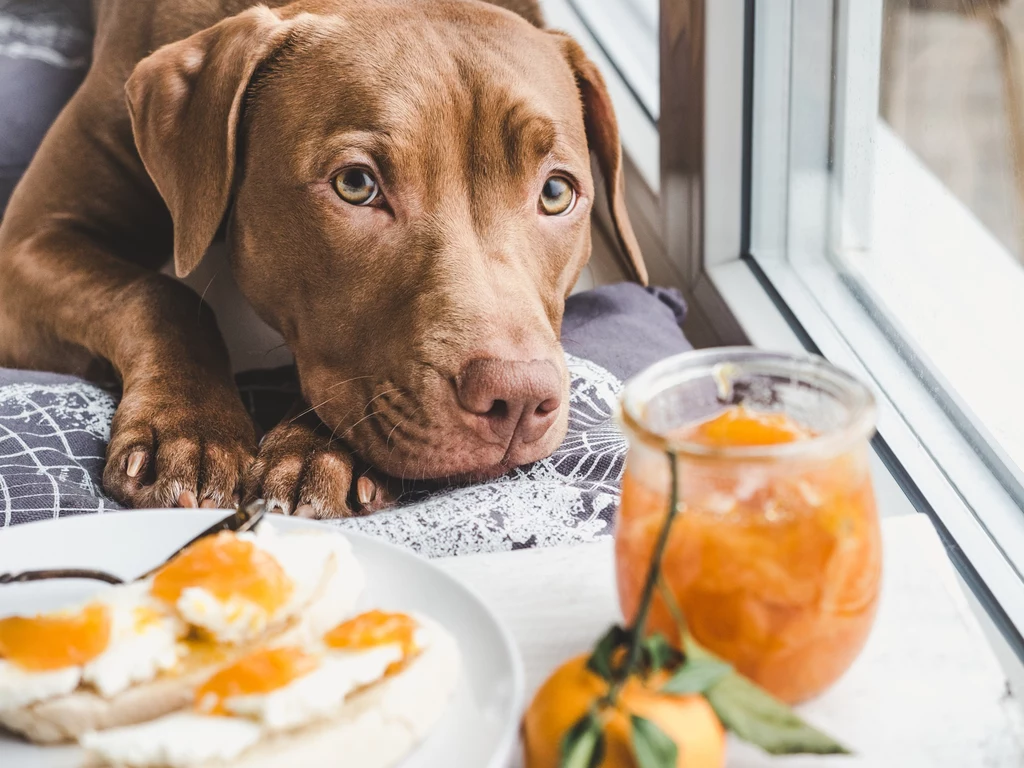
(553, 34, 648, 286)
(125, 7, 297, 278)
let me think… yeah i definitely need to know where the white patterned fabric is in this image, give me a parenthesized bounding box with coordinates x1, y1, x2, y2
(0, 357, 625, 556)
(332, 355, 626, 556)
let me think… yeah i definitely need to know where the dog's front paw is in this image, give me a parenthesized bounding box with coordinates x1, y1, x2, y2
(244, 423, 393, 519)
(102, 384, 257, 509)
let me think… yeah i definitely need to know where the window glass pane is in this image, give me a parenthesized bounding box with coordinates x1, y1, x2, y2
(563, 0, 659, 117)
(619, 0, 658, 35)
(881, 0, 1021, 259)
(867, 1, 1024, 478)
(768, 0, 1024, 490)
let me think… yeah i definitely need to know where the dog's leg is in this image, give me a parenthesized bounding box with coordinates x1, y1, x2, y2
(0, 228, 257, 509)
(245, 404, 393, 519)
(0, 87, 257, 510)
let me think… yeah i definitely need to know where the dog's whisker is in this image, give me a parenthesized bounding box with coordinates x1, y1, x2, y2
(337, 387, 403, 437)
(363, 387, 402, 409)
(289, 392, 346, 423)
(198, 273, 219, 325)
(323, 374, 375, 392)
(344, 403, 391, 438)
(261, 341, 289, 359)
(290, 375, 380, 423)
(381, 405, 425, 479)
(387, 405, 422, 452)
(327, 416, 343, 446)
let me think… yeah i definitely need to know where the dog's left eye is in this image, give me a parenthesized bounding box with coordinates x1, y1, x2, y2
(539, 175, 576, 216)
(333, 168, 380, 206)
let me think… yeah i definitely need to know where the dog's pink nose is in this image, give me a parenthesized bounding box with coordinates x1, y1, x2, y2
(456, 358, 562, 445)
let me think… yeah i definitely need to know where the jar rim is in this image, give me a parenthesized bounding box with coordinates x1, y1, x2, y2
(618, 347, 877, 460)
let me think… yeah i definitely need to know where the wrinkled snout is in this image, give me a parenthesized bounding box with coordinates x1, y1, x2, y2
(456, 358, 562, 446)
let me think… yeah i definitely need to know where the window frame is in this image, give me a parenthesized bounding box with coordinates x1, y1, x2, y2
(705, 0, 1024, 658)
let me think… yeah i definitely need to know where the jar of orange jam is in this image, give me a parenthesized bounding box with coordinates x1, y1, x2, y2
(616, 348, 881, 704)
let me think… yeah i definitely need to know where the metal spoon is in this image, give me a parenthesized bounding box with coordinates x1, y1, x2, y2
(0, 500, 269, 586)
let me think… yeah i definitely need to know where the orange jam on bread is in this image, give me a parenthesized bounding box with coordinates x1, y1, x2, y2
(325, 611, 418, 673)
(152, 531, 292, 612)
(0, 603, 112, 671)
(616, 406, 881, 704)
(195, 646, 319, 715)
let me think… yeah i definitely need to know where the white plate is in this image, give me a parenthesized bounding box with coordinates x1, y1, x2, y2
(0, 510, 524, 768)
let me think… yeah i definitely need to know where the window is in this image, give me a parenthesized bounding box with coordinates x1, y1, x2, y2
(538, 0, 660, 191)
(552, 0, 1024, 655)
(564, 0, 659, 121)
(738, 0, 1024, 641)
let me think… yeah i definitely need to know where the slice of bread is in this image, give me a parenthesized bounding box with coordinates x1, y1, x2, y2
(226, 625, 459, 768)
(0, 546, 363, 744)
(80, 622, 460, 768)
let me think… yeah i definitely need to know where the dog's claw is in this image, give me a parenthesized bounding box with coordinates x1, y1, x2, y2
(199, 498, 219, 509)
(126, 451, 146, 478)
(294, 504, 316, 518)
(178, 490, 199, 508)
(357, 476, 377, 507)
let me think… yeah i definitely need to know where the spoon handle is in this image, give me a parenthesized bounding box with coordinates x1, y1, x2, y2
(0, 568, 124, 585)
(134, 500, 268, 580)
(0, 501, 269, 588)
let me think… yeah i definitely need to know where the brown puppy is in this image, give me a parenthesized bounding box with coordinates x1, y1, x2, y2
(0, 0, 646, 518)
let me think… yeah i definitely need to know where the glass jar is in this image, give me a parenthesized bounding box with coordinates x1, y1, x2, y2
(616, 348, 881, 704)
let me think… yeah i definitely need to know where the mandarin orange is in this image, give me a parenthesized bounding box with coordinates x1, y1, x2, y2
(522, 654, 725, 768)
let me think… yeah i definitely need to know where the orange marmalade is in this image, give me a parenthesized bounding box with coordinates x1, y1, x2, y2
(194, 646, 319, 715)
(0, 603, 111, 671)
(325, 611, 419, 675)
(616, 404, 881, 704)
(151, 531, 292, 614)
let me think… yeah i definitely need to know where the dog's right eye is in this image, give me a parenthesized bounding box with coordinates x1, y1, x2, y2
(332, 168, 380, 206)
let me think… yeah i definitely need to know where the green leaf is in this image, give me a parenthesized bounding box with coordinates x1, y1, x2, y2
(560, 710, 605, 768)
(705, 673, 849, 755)
(640, 632, 676, 673)
(661, 657, 732, 695)
(631, 715, 678, 768)
(587, 624, 629, 682)
(684, 635, 850, 755)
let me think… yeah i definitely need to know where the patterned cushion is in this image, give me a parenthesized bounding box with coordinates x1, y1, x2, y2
(0, 285, 692, 556)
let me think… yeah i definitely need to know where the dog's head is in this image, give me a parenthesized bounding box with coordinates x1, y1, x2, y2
(126, 0, 646, 481)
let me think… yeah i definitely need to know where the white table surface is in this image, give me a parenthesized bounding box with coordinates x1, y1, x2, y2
(437, 515, 1024, 767)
